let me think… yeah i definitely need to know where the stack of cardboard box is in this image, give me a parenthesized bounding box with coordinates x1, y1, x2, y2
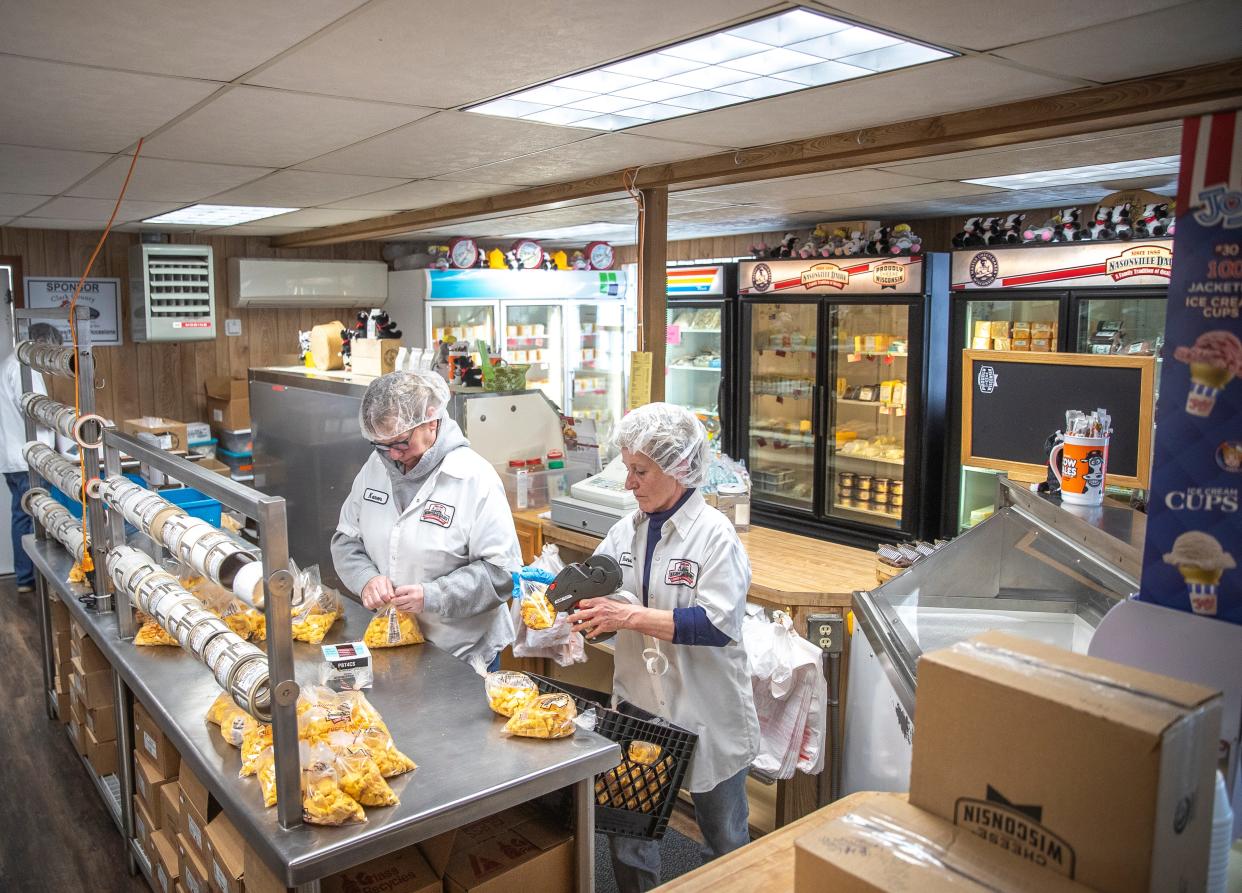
(67, 622, 118, 777)
(205, 812, 245, 893)
(132, 699, 182, 893)
(176, 763, 221, 893)
(204, 378, 252, 481)
(50, 596, 72, 720)
(794, 631, 1222, 893)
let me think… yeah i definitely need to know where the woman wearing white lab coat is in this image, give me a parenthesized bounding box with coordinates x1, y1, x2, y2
(571, 403, 760, 892)
(331, 371, 521, 673)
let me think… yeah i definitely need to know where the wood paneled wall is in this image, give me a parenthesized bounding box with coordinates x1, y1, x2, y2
(1, 226, 382, 426)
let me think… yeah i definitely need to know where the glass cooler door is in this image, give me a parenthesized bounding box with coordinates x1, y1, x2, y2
(567, 300, 626, 445)
(428, 301, 498, 363)
(666, 302, 724, 446)
(501, 302, 564, 408)
(1073, 291, 1167, 356)
(826, 303, 912, 530)
(747, 302, 818, 512)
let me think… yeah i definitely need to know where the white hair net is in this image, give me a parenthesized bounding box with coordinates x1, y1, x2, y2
(614, 403, 710, 488)
(359, 370, 450, 441)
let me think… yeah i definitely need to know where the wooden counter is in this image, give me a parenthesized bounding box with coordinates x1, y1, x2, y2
(510, 506, 875, 828)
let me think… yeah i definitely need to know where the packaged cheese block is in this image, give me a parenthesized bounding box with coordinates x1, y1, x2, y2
(335, 747, 398, 807)
(503, 692, 577, 739)
(484, 671, 540, 717)
(363, 606, 424, 648)
(520, 586, 557, 631)
(309, 321, 346, 371)
(134, 620, 178, 646)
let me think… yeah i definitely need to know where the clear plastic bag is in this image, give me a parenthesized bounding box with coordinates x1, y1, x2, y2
(484, 671, 539, 717)
(363, 606, 424, 648)
(628, 740, 663, 766)
(256, 747, 277, 807)
(519, 584, 556, 630)
(134, 620, 178, 646)
(503, 692, 577, 739)
(335, 747, 399, 807)
(218, 705, 257, 748)
(356, 726, 417, 778)
(205, 691, 233, 726)
(239, 723, 272, 777)
(290, 565, 341, 644)
(301, 743, 366, 825)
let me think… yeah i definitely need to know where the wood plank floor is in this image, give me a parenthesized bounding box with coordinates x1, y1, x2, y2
(0, 577, 148, 893)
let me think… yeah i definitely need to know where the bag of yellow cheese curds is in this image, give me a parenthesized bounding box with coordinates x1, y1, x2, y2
(239, 723, 273, 777)
(134, 620, 178, 646)
(484, 671, 540, 718)
(205, 691, 234, 726)
(519, 585, 557, 630)
(335, 747, 399, 807)
(290, 564, 341, 644)
(363, 605, 424, 648)
(356, 727, 417, 778)
(301, 743, 366, 825)
(218, 705, 258, 748)
(503, 692, 577, 739)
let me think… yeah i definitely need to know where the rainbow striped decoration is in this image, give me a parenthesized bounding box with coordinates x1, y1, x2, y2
(667, 266, 725, 295)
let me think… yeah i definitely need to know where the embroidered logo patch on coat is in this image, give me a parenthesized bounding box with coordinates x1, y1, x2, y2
(665, 559, 700, 587)
(362, 488, 389, 505)
(420, 501, 455, 528)
(619, 551, 634, 568)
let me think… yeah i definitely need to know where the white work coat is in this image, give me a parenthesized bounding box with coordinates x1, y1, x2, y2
(1, 354, 51, 474)
(337, 447, 521, 672)
(594, 489, 760, 792)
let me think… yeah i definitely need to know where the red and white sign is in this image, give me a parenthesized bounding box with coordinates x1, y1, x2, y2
(172, 320, 213, 328)
(739, 255, 924, 295)
(951, 240, 1174, 290)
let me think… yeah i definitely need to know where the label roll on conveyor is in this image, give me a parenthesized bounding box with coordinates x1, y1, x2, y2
(17, 340, 76, 378)
(22, 488, 88, 563)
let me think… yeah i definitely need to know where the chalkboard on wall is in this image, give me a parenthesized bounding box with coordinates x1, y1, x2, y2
(962, 350, 1156, 488)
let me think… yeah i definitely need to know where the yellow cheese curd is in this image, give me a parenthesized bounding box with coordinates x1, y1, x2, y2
(503, 693, 576, 740)
(239, 724, 273, 777)
(363, 606, 424, 648)
(356, 727, 417, 778)
(246, 609, 266, 641)
(520, 587, 556, 630)
(336, 748, 399, 807)
(627, 740, 664, 766)
(301, 746, 366, 825)
(291, 611, 337, 644)
(484, 670, 539, 718)
(134, 620, 178, 646)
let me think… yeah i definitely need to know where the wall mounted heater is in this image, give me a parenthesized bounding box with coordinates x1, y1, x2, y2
(130, 244, 216, 342)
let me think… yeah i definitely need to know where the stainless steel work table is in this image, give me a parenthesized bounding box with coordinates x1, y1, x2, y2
(28, 536, 621, 890)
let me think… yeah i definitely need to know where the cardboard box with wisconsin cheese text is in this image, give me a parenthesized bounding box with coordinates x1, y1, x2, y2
(909, 631, 1221, 893)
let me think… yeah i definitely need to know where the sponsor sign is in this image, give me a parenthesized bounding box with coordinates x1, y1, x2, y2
(24, 276, 122, 346)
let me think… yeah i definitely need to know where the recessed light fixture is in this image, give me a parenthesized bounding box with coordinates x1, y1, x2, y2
(142, 204, 299, 226)
(964, 156, 1181, 190)
(466, 8, 953, 131)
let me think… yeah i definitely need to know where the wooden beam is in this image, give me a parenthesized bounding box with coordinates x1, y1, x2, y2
(637, 186, 668, 403)
(273, 59, 1242, 247)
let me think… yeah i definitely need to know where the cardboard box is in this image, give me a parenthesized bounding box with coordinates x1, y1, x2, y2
(420, 805, 573, 893)
(135, 699, 182, 778)
(50, 596, 70, 631)
(163, 781, 183, 839)
(70, 657, 113, 708)
(70, 618, 87, 641)
(1030, 337, 1053, 351)
(124, 417, 191, 452)
(909, 631, 1221, 893)
(85, 723, 118, 776)
(179, 761, 219, 828)
(794, 793, 1093, 893)
(205, 813, 245, 893)
(67, 718, 86, 755)
(84, 701, 117, 741)
(70, 690, 86, 726)
(179, 833, 211, 893)
(205, 377, 250, 432)
(991, 337, 1011, 350)
(135, 750, 175, 820)
(350, 337, 400, 377)
(194, 456, 231, 478)
(134, 795, 156, 856)
(322, 847, 439, 893)
(151, 829, 181, 893)
(180, 796, 210, 864)
(74, 633, 110, 673)
(987, 320, 1010, 339)
(243, 843, 287, 893)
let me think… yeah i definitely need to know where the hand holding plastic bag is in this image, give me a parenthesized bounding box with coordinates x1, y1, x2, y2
(363, 605, 424, 648)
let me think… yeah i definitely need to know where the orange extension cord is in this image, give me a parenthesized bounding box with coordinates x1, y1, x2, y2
(65, 139, 144, 571)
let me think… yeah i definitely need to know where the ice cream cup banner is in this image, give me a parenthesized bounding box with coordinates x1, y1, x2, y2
(1173, 330, 1242, 417)
(1163, 531, 1236, 616)
(1049, 434, 1109, 505)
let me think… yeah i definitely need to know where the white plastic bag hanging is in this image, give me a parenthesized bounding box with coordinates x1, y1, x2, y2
(743, 611, 826, 780)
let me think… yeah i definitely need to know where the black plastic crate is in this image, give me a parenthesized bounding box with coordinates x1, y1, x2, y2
(532, 675, 697, 841)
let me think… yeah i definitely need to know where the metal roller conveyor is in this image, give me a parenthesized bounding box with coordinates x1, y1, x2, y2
(21, 392, 77, 439)
(99, 475, 186, 540)
(23, 441, 84, 499)
(17, 340, 76, 378)
(104, 545, 271, 719)
(22, 488, 89, 563)
(158, 512, 259, 594)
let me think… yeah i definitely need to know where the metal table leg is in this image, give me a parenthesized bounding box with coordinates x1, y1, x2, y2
(114, 673, 137, 874)
(35, 573, 57, 720)
(574, 777, 595, 893)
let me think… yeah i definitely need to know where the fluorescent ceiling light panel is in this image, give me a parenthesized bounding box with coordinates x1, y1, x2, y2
(964, 155, 1181, 190)
(143, 204, 298, 225)
(465, 7, 954, 131)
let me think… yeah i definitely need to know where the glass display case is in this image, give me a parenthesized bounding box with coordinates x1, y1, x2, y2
(667, 303, 724, 445)
(568, 301, 626, 445)
(428, 301, 497, 365)
(747, 302, 817, 512)
(501, 303, 564, 407)
(1075, 292, 1167, 356)
(827, 304, 911, 530)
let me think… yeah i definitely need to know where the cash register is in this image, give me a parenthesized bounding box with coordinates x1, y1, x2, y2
(550, 455, 638, 536)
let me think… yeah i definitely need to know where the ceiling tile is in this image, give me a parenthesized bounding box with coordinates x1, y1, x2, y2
(629, 56, 1078, 148)
(141, 86, 435, 168)
(297, 112, 595, 179)
(27, 197, 184, 223)
(0, 1, 367, 80)
(0, 194, 52, 217)
(446, 133, 734, 186)
(0, 145, 111, 194)
(993, 0, 1242, 82)
(5, 218, 111, 231)
(67, 156, 274, 202)
(255, 208, 392, 227)
(324, 180, 515, 211)
(0, 57, 219, 153)
(779, 179, 1005, 212)
(207, 224, 306, 236)
(247, 0, 786, 107)
(205, 170, 410, 207)
(809, 0, 1186, 52)
(685, 168, 936, 204)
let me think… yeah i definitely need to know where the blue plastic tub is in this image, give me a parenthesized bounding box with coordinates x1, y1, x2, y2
(49, 471, 143, 518)
(48, 474, 221, 527)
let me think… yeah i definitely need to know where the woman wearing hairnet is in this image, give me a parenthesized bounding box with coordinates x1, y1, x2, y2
(570, 403, 759, 891)
(331, 371, 522, 673)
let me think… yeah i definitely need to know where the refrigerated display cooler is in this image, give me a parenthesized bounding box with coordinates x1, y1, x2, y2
(387, 267, 629, 438)
(944, 240, 1172, 535)
(842, 477, 1140, 796)
(665, 264, 737, 454)
(736, 254, 950, 547)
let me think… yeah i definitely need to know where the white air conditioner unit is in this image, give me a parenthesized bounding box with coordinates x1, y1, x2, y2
(130, 244, 216, 342)
(228, 258, 388, 309)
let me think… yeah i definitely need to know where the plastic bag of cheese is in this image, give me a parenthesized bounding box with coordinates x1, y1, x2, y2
(363, 605, 424, 648)
(503, 692, 577, 740)
(484, 670, 539, 718)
